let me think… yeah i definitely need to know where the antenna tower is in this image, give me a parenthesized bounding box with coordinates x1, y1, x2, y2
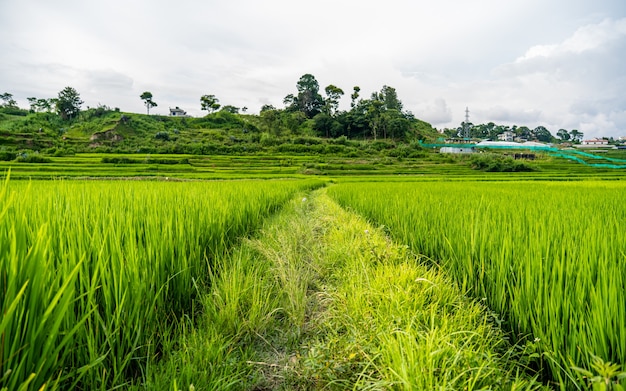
(464, 107, 470, 139)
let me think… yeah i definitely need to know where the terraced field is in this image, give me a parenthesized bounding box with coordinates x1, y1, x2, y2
(2, 151, 626, 180)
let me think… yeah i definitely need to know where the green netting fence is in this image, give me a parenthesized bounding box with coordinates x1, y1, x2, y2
(418, 141, 626, 169)
(549, 150, 626, 169)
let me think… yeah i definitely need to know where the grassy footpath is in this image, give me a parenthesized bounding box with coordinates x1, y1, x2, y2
(142, 188, 548, 390)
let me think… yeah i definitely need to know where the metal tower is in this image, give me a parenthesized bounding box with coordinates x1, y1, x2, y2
(464, 107, 470, 139)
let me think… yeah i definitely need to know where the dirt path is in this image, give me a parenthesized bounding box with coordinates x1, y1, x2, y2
(146, 188, 547, 390)
(240, 188, 546, 390)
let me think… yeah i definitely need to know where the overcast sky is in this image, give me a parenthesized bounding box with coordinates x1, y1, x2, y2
(1, 0, 625, 138)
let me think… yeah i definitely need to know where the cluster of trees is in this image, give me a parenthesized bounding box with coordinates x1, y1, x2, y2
(256, 73, 427, 140)
(555, 128, 583, 142)
(3, 87, 84, 120)
(443, 122, 584, 143)
(140, 74, 428, 140)
(0, 92, 18, 108)
(139, 91, 247, 116)
(14, 77, 593, 144)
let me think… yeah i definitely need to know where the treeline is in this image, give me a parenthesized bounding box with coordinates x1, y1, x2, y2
(1, 74, 438, 142)
(261, 74, 430, 141)
(211, 73, 436, 141)
(254, 74, 435, 140)
(442, 121, 586, 143)
(1, 87, 88, 120)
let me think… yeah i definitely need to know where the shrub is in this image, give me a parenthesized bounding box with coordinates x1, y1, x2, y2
(155, 131, 170, 141)
(292, 136, 321, 145)
(260, 132, 279, 147)
(367, 140, 396, 152)
(15, 153, 52, 163)
(101, 157, 140, 164)
(0, 150, 17, 161)
(469, 153, 535, 172)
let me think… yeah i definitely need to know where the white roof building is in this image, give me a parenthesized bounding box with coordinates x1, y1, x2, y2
(581, 138, 609, 145)
(169, 107, 190, 117)
(474, 141, 553, 150)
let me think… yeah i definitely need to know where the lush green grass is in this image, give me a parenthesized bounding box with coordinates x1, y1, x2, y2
(0, 177, 323, 390)
(328, 181, 626, 389)
(144, 189, 547, 390)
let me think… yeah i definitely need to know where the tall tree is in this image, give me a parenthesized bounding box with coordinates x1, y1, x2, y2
(570, 129, 583, 143)
(200, 94, 220, 113)
(27, 97, 37, 111)
(557, 129, 570, 141)
(379, 85, 402, 112)
(345, 99, 371, 138)
(0, 92, 18, 108)
(324, 84, 344, 116)
(140, 91, 157, 115)
(515, 126, 532, 140)
(56, 87, 83, 120)
(531, 126, 553, 142)
(367, 98, 385, 140)
(350, 86, 360, 108)
(295, 74, 323, 118)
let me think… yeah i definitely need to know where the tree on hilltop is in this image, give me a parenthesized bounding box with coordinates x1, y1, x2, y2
(200, 94, 220, 113)
(27, 97, 55, 112)
(350, 86, 360, 108)
(140, 91, 157, 115)
(557, 129, 570, 141)
(285, 74, 324, 118)
(570, 129, 583, 143)
(531, 126, 553, 142)
(56, 87, 83, 120)
(0, 92, 18, 108)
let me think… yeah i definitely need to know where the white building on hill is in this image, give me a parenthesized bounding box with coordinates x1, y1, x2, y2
(169, 107, 190, 117)
(581, 138, 609, 146)
(497, 131, 515, 142)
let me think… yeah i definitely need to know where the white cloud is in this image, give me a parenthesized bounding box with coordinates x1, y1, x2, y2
(399, 17, 624, 138)
(1, 1, 625, 137)
(482, 106, 542, 124)
(517, 18, 626, 61)
(416, 98, 453, 125)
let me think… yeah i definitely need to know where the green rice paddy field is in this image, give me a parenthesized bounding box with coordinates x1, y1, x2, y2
(0, 178, 324, 390)
(328, 180, 626, 389)
(1, 151, 626, 180)
(1, 162, 625, 389)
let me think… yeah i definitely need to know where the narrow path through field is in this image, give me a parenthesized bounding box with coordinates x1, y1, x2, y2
(145, 188, 547, 390)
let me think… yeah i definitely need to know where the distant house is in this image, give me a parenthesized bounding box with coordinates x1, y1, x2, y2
(444, 138, 473, 144)
(497, 131, 515, 142)
(581, 138, 609, 146)
(169, 107, 190, 117)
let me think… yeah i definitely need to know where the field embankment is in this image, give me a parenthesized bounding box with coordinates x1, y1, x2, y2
(145, 189, 547, 390)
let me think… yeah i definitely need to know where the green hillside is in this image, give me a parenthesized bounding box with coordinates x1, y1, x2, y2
(2, 105, 626, 181)
(0, 106, 438, 156)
